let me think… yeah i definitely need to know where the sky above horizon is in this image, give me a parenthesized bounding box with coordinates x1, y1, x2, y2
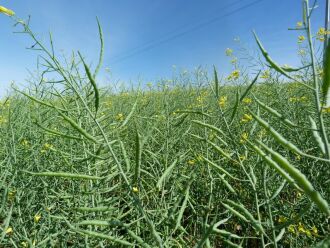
(0, 0, 327, 97)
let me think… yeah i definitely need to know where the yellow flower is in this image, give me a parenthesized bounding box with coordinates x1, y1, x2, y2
(289, 96, 307, 103)
(44, 143, 53, 149)
(305, 229, 312, 237)
(0, 5, 15, 16)
(20, 139, 29, 147)
(322, 106, 330, 113)
(41, 143, 53, 153)
(298, 35, 306, 43)
(240, 132, 249, 144)
(295, 190, 302, 198)
(258, 128, 267, 139)
(241, 114, 253, 123)
(298, 222, 306, 234)
(218, 96, 228, 108)
(225, 48, 233, 56)
(187, 159, 195, 165)
(296, 21, 303, 28)
(311, 225, 318, 236)
(260, 70, 270, 79)
(227, 70, 240, 80)
(105, 100, 112, 107)
(5, 227, 13, 235)
(132, 187, 139, 193)
(34, 213, 42, 223)
(8, 190, 16, 201)
(20, 241, 28, 247)
(45, 206, 53, 212)
(242, 98, 252, 104)
(196, 154, 203, 162)
(196, 95, 205, 105)
(316, 27, 330, 41)
(278, 216, 287, 223)
(116, 113, 124, 121)
(239, 155, 247, 162)
(289, 97, 297, 102)
(288, 225, 296, 234)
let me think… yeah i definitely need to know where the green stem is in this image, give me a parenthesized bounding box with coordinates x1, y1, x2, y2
(305, 0, 330, 159)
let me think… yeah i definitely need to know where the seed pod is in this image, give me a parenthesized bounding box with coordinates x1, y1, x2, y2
(253, 31, 293, 80)
(309, 116, 326, 154)
(255, 98, 296, 127)
(226, 199, 264, 234)
(156, 159, 178, 189)
(192, 120, 226, 136)
(23, 171, 103, 180)
(214, 66, 220, 99)
(57, 111, 98, 143)
(78, 52, 100, 114)
(258, 141, 330, 216)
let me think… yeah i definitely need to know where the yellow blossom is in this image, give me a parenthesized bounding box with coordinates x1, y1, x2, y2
(5, 227, 13, 235)
(298, 35, 306, 43)
(296, 21, 303, 28)
(298, 222, 306, 234)
(21, 241, 28, 247)
(316, 27, 330, 41)
(298, 49, 307, 56)
(8, 190, 16, 201)
(322, 106, 330, 113)
(225, 48, 233, 56)
(41, 143, 53, 153)
(288, 225, 296, 234)
(132, 187, 139, 193)
(0, 5, 15, 16)
(289, 96, 307, 103)
(241, 114, 253, 123)
(116, 113, 124, 121)
(258, 128, 267, 139)
(34, 213, 42, 223)
(305, 229, 312, 237)
(240, 132, 249, 144)
(278, 216, 287, 223)
(242, 98, 252, 104)
(105, 100, 112, 107)
(196, 154, 203, 162)
(227, 70, 240, 80)
(218, 96, 228, 108)
(187, 160, 195, 165)
(239, 155, 247, 162)
(260, 70, 270, 79)
(20, 139, 29, 147)
(311, 226, 318, 236)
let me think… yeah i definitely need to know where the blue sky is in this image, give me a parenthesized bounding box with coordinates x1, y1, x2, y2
(0, 0, 326, 97)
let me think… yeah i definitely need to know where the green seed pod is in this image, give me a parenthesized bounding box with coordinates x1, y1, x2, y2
(309, 116, 326, 154)
(258, 141, 330, 216)
(23, 171, 103, 180)
(253, 31, 293, 80)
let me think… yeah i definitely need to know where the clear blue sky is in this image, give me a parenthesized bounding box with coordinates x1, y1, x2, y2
(0, 0, 326, 97)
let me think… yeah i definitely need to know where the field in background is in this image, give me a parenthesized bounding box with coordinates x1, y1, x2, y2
(1, 1, 330, 247)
